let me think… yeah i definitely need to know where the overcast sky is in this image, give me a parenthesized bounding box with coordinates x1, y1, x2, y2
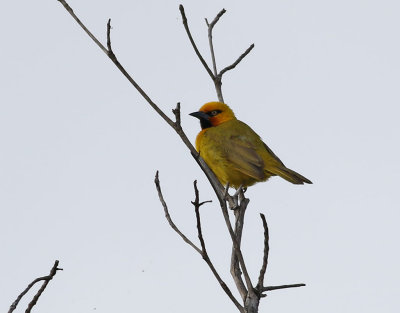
(1, 1, 399, 312)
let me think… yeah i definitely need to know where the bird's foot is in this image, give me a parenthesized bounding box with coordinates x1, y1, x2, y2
(224, 184, 246, 210)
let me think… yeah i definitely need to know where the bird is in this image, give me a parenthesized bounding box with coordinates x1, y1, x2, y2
(190, 101, 312, 188)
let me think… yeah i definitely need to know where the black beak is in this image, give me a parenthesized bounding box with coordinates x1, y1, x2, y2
(189, 111, 209, 121)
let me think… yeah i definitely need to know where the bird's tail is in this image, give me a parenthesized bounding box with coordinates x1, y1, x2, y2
(272, 166, 312, 185)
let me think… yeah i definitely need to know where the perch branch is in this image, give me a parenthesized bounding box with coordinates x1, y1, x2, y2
(8, 260, 62, 313)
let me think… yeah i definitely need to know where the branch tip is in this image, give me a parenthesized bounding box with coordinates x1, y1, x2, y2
(209, 8, 227, 30)
(262, 283, 306, 292)
(172, 102, 182, 128)
(219, 43, 255, 77)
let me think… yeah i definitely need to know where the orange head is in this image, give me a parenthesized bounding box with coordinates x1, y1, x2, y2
(190, 101, 236, 129)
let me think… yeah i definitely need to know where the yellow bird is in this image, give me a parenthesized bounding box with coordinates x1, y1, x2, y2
(190, 101, 312, 188)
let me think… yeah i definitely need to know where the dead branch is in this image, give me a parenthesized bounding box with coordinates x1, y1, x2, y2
(256, 213, 269, 292)
(8, 260, 62, 313)
(180, 6, 254, 103)
(191, 180, 244, 312)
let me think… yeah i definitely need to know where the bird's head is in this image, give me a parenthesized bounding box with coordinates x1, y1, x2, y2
(190, 101, 236, 129)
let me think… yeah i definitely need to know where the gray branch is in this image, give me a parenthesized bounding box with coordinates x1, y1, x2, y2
(8, 260, 62, 313)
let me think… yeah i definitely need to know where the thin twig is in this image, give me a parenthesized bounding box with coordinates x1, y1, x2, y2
(262, 284, 306, 292)
(192, 181, 209, 255)
(207, 9, 226, 76)
(8, 260, 62, 313)
(219, 43, 255, 77)
(57, 0, 175, 129)
(154, 171, 202, 254)
(179, 5, 215, 80)
(256, 213, 269, 292)
(57, 0, 108, 54)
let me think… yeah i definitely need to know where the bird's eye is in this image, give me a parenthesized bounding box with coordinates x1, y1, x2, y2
(210, 110, 219, 116)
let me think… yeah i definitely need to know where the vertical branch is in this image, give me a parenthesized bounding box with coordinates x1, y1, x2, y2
(205, 9, 227, 103)
(230, 196, 249, 301)
(205, 9, 226, 103)
(256, 213, 269, 292)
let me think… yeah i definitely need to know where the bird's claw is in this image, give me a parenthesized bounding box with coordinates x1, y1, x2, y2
(224, 184, 246, 210)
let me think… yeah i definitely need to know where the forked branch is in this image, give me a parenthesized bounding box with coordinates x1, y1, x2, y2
(179, 5, 254, 103)
(8, 260, 62, 313)
(155, 173, 244, 313)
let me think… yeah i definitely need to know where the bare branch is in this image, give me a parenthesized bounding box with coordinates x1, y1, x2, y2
(156, 174, 243, 312)
(57, 0, 175, 129)
(154, 171, 202, 254)
(192, 181, 209, 254)
(256, 213, 269, 291)
(57, 0, 108, 54)
(262, 284, 306, 292)
(8, 260, 62, 313)
(191, 181, 244, 313)
(179, 5, 215, 80)
(219, 43, 255, 77)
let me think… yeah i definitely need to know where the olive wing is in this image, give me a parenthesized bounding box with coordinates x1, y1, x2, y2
(225, 133, 266, 181)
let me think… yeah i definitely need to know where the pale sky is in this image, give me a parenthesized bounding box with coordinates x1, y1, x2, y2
(1, 1, 399, 312)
